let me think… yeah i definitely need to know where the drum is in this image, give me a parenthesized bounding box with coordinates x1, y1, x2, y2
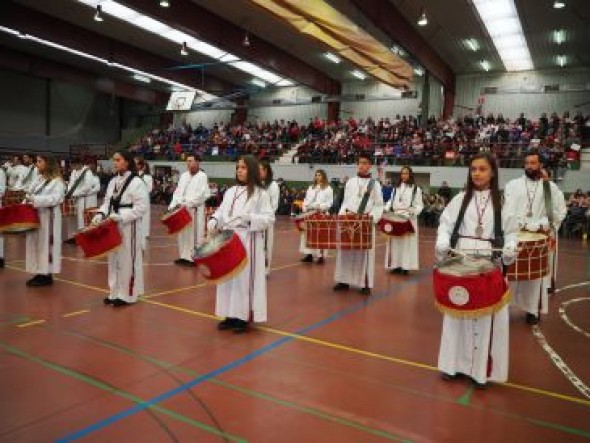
(294, 214, 307, 232)
(305, 213, 372, 250)
(75, 219, 122, 259)
(433, 256, 510, 318)
(378, 212, 415, 237)
(505, 231, 550, 281)
(193, 230, 247, 282)
(83, 207, 100, 227)
(61, 198, 77, 217)
(305, 212, 336, 249)
(0, 203, 40, 233)
(161, 206, 192, 235)
(1, 190, 26, 207)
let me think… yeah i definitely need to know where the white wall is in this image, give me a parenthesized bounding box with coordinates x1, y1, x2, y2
(249, 85, 327, 122)
(454, 67, 590, 119)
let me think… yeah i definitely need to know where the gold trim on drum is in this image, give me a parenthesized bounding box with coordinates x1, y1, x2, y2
(434, 289, 512, 319)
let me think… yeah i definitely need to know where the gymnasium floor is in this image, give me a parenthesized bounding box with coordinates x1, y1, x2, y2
(0, 209, 589, 443)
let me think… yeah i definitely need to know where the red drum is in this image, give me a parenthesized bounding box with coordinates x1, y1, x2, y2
(378, 213, 415, 237)
(294, 214, 307, 232)
(305, 213, 372, 250)
(193, 230, 247, 282)
(75, 219, 122, 259)
(433, 256, 510, 318)
(506, 231, 550, 281)
(83, 207, 100, 227)
(61, 198, 77, 217)
(1, 190, 26, 207)
(0, 203, 40, 233)
(161, 206, 192, 235)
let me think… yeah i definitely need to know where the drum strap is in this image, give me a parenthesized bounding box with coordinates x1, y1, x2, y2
(542, 180, 554, 227)
(450, 193, 504, 252)
(65, 169, 89, 199)
(357, 179, 375, 214)
(109, 174, 136, 214)
(22, 165, 35, 186)
(32, 179, 51, 196)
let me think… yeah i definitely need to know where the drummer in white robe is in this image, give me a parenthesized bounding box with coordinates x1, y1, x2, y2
(0, 166, 6, 268)
(300, 170, 334, 264)
(436, 153, 518, 388)
(68, 159, 98, 232)
(24, 155, 66, 287)
(259, 159, 280, 274)
(334, 154, 384, 295)
(169, 154, 210, 266)
(207, 155, 275, 333)
(503, 151, 566, 325)
(135, 157, 154, 249)
(14, 154, 38, 192)
(383, 166, 423, 275)
(92, 151, 148, 307)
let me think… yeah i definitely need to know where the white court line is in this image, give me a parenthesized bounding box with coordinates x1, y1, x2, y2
(559, 298, 590, 339)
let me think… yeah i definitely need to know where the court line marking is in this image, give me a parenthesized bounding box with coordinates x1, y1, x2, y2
(0, 341, 247, 443)
(559, 298, 590, 339)
(17, 319, 46, 328)
(62, 310, 90, 318)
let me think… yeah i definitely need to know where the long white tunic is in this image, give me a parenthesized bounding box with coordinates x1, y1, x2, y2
(299, 185, 334, 257)
(436, 190, 518, 384)
(210, 186, 275, 322)
(169, 170, 210, 261)
(14, 165, 38, 191)
(97, 172, 148, 303)
(0, 168, 5, 258)
(69, 167, 99, 230)
(334, 176, 384, 288)
(503, 176, 566, 315)
(26, 177, 66, 275)
(263, 181, 280, 274)
(138, 172, 154, 247)
(384, 183, 423, 270)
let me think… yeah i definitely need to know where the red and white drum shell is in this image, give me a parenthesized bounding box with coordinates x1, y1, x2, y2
(83, 207, 100, 227)
(193, 230, 247, 282)
(161, 206, 193, 235)
(433, 257, 510, 318)
(1, 190, 26, 207)
(305, 212, 335, 249)
(294, 214, 307, 232)
(0, 203, 40, 233)
(505, 231, 550, 281)
(61, 198, 77, 217)
(75, 219, 122, 259)
(337, 213, 372, 250)
(378, 213, 415, 237)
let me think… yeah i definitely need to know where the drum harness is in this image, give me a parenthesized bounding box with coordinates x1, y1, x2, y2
(97, 173, 136, 219)
(388, 184, 418, 214)
(65, 168, 89, 200)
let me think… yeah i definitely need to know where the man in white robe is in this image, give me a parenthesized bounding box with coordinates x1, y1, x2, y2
(14, 154, 38, 191)
(169, 154, 210, 265)
(504, 152, 566, 324)
(263, 179, 280, 274)
(334, 154, 384, 295)
(69, 160, 97, 231)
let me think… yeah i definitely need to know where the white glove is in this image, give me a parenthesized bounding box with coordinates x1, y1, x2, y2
(109, 213, 122, 222)
(435, 241, 450, 261)
(502, 244, 516, 266)
(25, 194, 34, 202)
(526, 221, 540, 232)
(538, 216, 549, 231)
(91, 215, 103, 225)
(207, 218, 218, 233)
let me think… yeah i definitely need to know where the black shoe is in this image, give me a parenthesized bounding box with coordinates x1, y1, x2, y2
(401, 269, 409, 275)
(316, 257, 325, 265)
(26, 275, 43, 286)
(390, 267, 402, 274)
(112, 299, 131, 307)
(232, 319, 250, 334)
(174, 258, 195, 267)
(0, 258, 4, 268)
(440, 372, 459, 381)
(333, 283, 350, 291)
(64, 237, 77, 245)
(360, 287, 371, 296)
(218, 318, 237, 331)
(27, 274, 52, 287)
(301, 254, 313, 263)
(103, 297, 114, 305)
(472, 379, 488, 390)
(526, 313, 539, 325)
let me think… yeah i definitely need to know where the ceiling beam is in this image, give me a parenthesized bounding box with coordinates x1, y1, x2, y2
(119, 0, 342, 95)
(0, 1, 237, 96)
(348, 0, 455, 92)
(0, 44, 170, 105)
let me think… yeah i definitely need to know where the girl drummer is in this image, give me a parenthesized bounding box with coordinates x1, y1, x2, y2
(383, 166, 423, 275)
(135, 156, 153, 249)
(92, 151, 148, 307)
(435, 152, 518, 388)
(259, 159, 279, 275)
(24, 155, 65, 287)
(207, 155, 275, 333)
(299, 169, 333, 264)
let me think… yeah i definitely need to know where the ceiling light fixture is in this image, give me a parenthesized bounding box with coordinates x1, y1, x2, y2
(557, 55, 566, 67)
(553, 1, 565, 9)
(159, 0, 170, 7)
(351, 70, 366, 80)
(180, 41, 188, 56)
(251, 79, 267, 88)
(480, 60, 491, 71)
(94, 5, 103, 22)
(133, 73, 151, 83)
(417, 7, 428, 26)
(242, 33, 250, 47)
(552, 29, 566, 45)
(465, 39, 479, 52)
(324, 52, 341, 64)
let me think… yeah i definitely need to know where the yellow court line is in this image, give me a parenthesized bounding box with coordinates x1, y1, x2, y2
(17, 319, 46, 328)
(62, 309, 90, 318)
(143, 299, 590, 408)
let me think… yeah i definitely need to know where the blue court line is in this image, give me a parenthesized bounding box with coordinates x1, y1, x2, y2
(56, 271, 428, 442)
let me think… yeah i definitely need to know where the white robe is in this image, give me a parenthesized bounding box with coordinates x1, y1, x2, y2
(0, 168, 5, 258)
(384, 183, 423, 270)
(97, 172, 148, 303)
(69, 167, 99, 230)
(138, 172, 154, 248)
(6, 164, 25, 189)
(299, 185, 334, 258)
(14, 165, 38, 191)
(503, 176, 566, 315)
(334, 176, 384, 288)
(169, 170, 210, 261)
(263, 181, 280, 274)
(210, 186, 275, 322)
(436, 190, 518, 384)
(26, 177, 65, 275)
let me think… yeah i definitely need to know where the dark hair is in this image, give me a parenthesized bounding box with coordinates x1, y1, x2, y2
(135, 156, 150, 175)
(357, 153, 373, 164)
(259, 158, 273, 189)
(396, 166, 415, 187)
(236, 155, 262, 198)
(36, 154, 62, 180)
(186, 153, 201, 162)
(464, 152, 501, 222)
(314, 169, 329, 188)
(113, 150, 137, 174)
(524, 150, 542, 163)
